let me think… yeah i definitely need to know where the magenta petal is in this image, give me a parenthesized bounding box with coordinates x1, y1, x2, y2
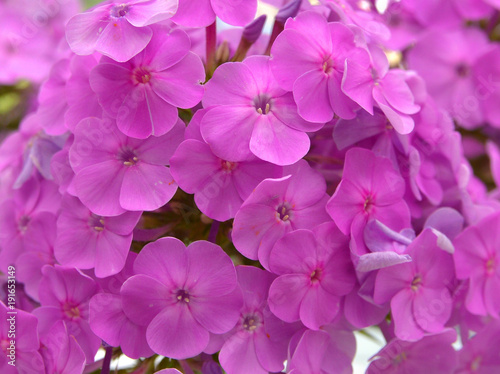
(211, 0, 257, 26)
(293, 70, 333, 122)
(126, 0, 178, 27)
(391, 290, 423, 341)
(74, 161, 126, 216)
(342, 58, 374, 114)
(94, 231, 132, 277)
(89, 293, 125, 347)
(413, 287, 452, 333)
(201, 106, 255, 162)
(120, 274, 172, 325)
(374, 262, 414, 304)
(171, 0, 215, 27)
(203, 62, 257, 107)
(268, 274, 309, 323)
(95, 19, 152, 62)
(220, 333, 266, 374)
(357, 251, 412, 272)
(133, 237, 188, 287)
(299, 285, 340, 330)
(147, 305, 209, 359)
(190, 292, 242, 334)
(269, 229, 316, 274)
(66, 9, 110, 55)
(120, 163, 177, 211)
(145, 29, 191, 71)
(186, 241, 238, 296)
(151, 52, 205, 108)
(249, 115, 310, 165)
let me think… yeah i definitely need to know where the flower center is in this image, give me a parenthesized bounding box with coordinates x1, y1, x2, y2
(242, 313, 261, 332)
(220, 159, 238, 173)
(455, 63, 470, 78)
(253, 94, 272, 115)
(88, 214, 105, 232)
(132, 67, 152, 85)
(322, 56, 335, 75)
(393, 351, 407, 366)
(363, 194, 374, 213)
(310, 267, 323, 283)
(0, 339, 9, 354)
(175, 289, 190, 304)
(18, 215, 30, 234)
(119, 148, 138, 166)
(486, 256, 496, 276)
(276, 203, 292, 222)
(470, 355, 482, 371)
(411, 274, 422, 291)
(63, 302, 81, 320)
(110, 4, 130, 18)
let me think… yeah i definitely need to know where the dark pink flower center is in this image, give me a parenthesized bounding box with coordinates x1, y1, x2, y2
(220, 159, 238, 173)
(486, 256, 496, 276)
(0, 339, 9, 354)
(411, 274, 422, 291)
(276, 202, 292, 222)
(470, 355, 482, 371)
(455, 63, 470, 78)
(63, 302, 81, 320)
(175, 289, 191, 304)
(241, 313, 261, 332)
(253, 94, 272, 115)
(18, 215, 30, 234)
(322, 56, 335, 75)
(393, 351, 408, 366)
(132, 66, 152, 85)
(110, 4, 130, 18)
(88, 214, 105, 232)
(363, 194, 374, 213)
(310, 267, 323, 283)
(119, 148, 138, 166)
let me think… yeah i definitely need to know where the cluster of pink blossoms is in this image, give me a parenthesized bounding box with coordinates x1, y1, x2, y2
(2, 0, 500, 373)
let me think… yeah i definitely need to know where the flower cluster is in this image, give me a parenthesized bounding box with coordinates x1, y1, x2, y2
(1, 0, 500, 373)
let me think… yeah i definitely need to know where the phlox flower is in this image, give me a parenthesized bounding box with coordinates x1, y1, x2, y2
(54, 195, 141, 278)
(217, 266, 299, 374)
(287, 327, 356, 374)
(0, 301, 45, 374)
(456, 321, 500, 373)
(69, 116, 184, 216)
(454, 211, 500, 318)
(270, 11, 367, 122)
(40, 320, 86, 374)
(89, 26, 204, 139)
(374, 229, 455, 341)
(268, 223, 355, 330)
(201, 55, 320, 165)
(170, 109, 282, 222)
(66, 0, 178, 62)
(89, 253, 154, 359)
(367, 329, 458, 374)
(232, 160, 330, 269)
(120, 237, 243, 359)
(33, 265, 100, 363)
(326, 147, 410, 256)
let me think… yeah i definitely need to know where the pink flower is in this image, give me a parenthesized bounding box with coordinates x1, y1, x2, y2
(268, 223, 355, 330)
(201, 55, 319, 165)
(374, 229, 455, 341)
(68, 117, 183, 216)
(326, 147, 410, 256)
(89, 26, 204, 139)
(270, 11, 367, 122)
(121, 237, 243, 359)
(33, 265, 100, 363)
(232, 160, 330, 269)
(170, 110, 282, 221)
(217, 266, 299, 374)
(454, 211, 500, 318)
(54, 195, 141, 278)
(66, 0, 178, 62)
(367, 329, 458, 374)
